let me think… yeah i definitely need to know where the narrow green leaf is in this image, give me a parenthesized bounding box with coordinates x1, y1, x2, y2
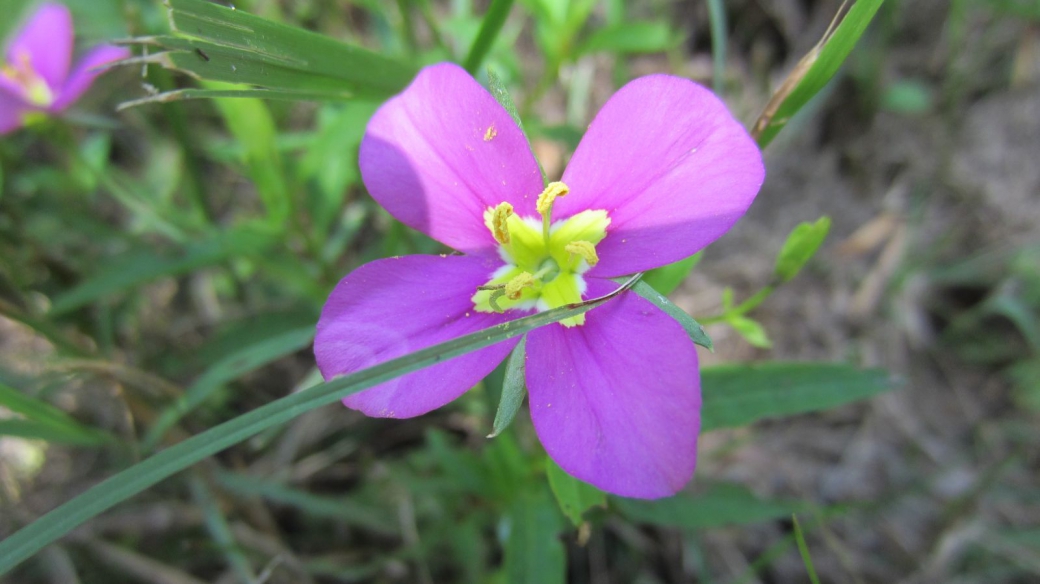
(0, 382, 114, 446)
(614, 482, 802, 529)
(119, 88, 355, 110)
(463, 0, 515, 74)
(152, 0, 416, 96)
(489, 336, 527, 438)
(0, 276, 638, 575)
(487, 67, 523, 132)
(0, 419, 110, 447)
(504, 491, 566, 584)
(213, 471, 397, 537)
(706, 0, 727, 92)
(754, 0, 885, 147)
(629, 280, 713, 351)
(727, 314, 772, 349)
(575, 21, 676, 56)
(49, 226, 275, 315)
(793, 515, 822, 584)
(545, 457, 605, 527)
(189, 477, 256, 583)
(775, 217, 831, 282)
(143, 327, 316, 450)
(700, 362, 894, 432)
(642, 252, 702, 295)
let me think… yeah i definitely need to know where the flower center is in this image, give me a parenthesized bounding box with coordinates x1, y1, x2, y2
(1, 50, 55, 108)
(472, 181, 610, 327)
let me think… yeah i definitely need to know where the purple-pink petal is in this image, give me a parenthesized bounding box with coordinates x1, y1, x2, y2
(525, 279, 701, 498)
(359, 63, 544, 254)
(556, 75, 765, 278)
(0, 85, 29, 134)
(52, 44, 130, 112)
(315, 254, 521, 419)
(6, 2, 73, 91)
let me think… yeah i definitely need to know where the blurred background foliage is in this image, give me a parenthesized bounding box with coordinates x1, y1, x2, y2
(0, 0, 1038, 582)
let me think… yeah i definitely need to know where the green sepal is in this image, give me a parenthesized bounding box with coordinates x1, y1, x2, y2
(489, 336, 528, 438)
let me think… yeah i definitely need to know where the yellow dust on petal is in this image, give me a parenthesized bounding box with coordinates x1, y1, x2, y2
(484, 125, 497, 141)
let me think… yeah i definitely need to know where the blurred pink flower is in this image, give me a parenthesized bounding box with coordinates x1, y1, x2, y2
(0, 2, 129, 134)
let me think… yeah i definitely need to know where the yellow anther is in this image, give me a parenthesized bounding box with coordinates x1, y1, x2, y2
(505, 272, 536, 300)
(536, 181, 570, 217)
(2, 51, 54, 107)
(489, 202, 514, 244)
(564, 240, 599, 267)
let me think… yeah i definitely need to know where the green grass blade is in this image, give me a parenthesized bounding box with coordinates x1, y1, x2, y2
(0, 276, 638, 575)
(0, 419, 111, 447)
(142, 327, 316, 450)
(706, 0, 727, 93)
(189, 476, 256, 584)
(213, 471, 398, 537)
(793, 515, 822, 584)
(753, 0, 885, 147)
(545, 457, 605, 527)
(463, 0, 515, 74)
(150, 0, 416, 96)
(489, 336, 527, 438)
(700, 362, 894, 431)
(614, 482, 803, 529)
(575, 21, 677, 56)
(118, 88, 355, 110)
(48, 227, 275, 315)
(504, 491, 566, 584)
(629, 280, 713, 351)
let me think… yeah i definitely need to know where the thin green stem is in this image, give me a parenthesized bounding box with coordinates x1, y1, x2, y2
(699, 284, 776, 325)
(462, 0, 515, 74)
(705, 0, 727, 93)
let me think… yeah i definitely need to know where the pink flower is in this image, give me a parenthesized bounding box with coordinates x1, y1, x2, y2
(0, 2, 129, 134)
(315, 63, 764, 498)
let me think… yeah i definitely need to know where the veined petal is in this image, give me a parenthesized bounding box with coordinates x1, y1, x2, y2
(557, 75, 765, 277)
(526, 279, 701, 498)
(359, 63, 544, 254)
(0, 85, 30, 134)
(52, 45, 130, 112)
(7, 2, 73, 90)
(316, 254, 519, 418)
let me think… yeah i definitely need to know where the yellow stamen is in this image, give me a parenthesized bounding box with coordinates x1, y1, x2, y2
(564, 241, 599, 267)
(2, 51, 54, 107)
(489, 202, 514, 244)
(536, 181, 569, 216)
(504, 271, 536, 300)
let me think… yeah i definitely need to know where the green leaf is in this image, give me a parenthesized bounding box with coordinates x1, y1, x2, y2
(614, 483, 803, 529)
(49, 226, 276, 315)
(487, 67, 523, 132)
(576, 21, 676, 55)
(142, 326, 317, 450)
(629, 280, 713, 351)
(0, 381, 113, 447)
(0, 276, 638, 575)
(700, 362, 894, 432)
(207, 81, 291, 227)
(793, 515, 822, 584)
(504, 491, 566, 584)
(775, 217, 831, 282)
(642, 252, 702, 295)
(489, 336, 527, 438)
(753, 0, 885, 147)
(141, 0, 416, 97)
(119, 88, 356, 110)
(727, 314, 773, 349)
(213, 471, 397, 537)
(0, 419, 110, 447)
(463, 0, 515, 74)
(546, 457, 605, 527)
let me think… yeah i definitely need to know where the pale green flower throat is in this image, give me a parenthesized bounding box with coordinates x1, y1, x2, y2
(472, 181, 610, 327)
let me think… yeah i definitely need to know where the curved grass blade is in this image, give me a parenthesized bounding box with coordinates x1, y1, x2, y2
(0, 275, 640, 575)
(793, 515, 822, 584)
(628, 280, 713, 351)
(752, 0, 884, 147)
(463, 0, 515, 74)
